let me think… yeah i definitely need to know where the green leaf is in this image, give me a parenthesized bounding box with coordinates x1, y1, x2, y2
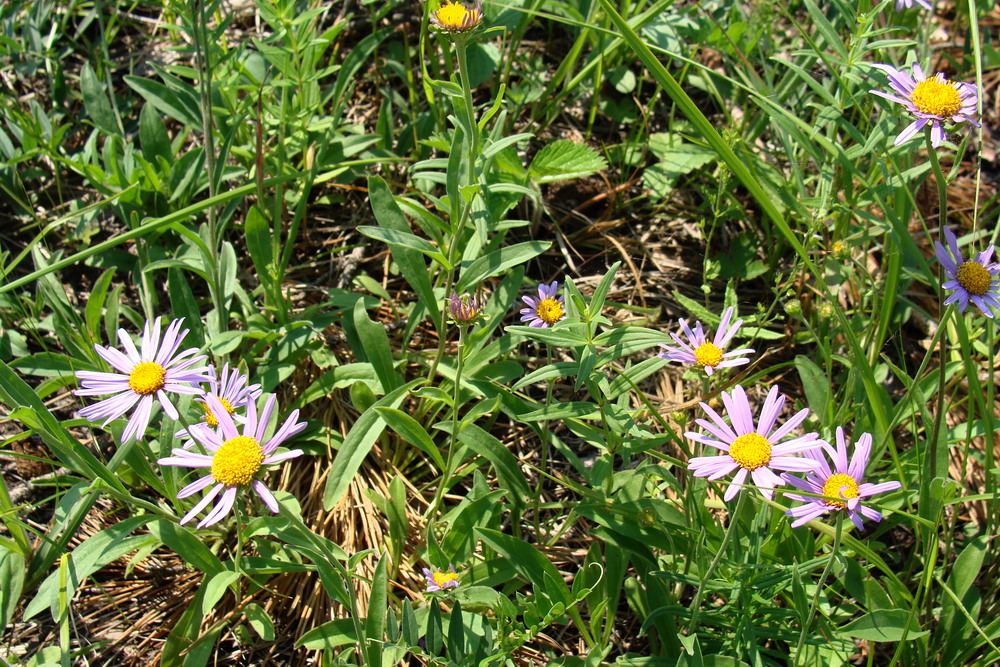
(296, 619, 358, 649)
(455, 241, 550, 294)
(795, 355, 830, 422)
(0, 551, 25, 630)
(839, 610, 928, 641)
(80, 63, 118, 135)
(505, 325, 589, 347)
(245, 205, 274, 291)
(139, 102, 171, 163)
(202, 571, 239, 616)
(0, 362, 126, 493)
(324, 380, 422, 510)
(124, 75, 201, 128)
(358, 226, 451, 269)
(353, 299, 402, 394)
(367, 176, 442, 331)
(452, 424, 531, 511)
(475, 528, 573, 608)
(364, 552, 389, 666)
(518, 402, 601, 422)
(375, 407, 446, 470)
(24, 516, 151, 621)
(644, 134, 715, 198)
(529, 140, 607, 184)
(243, 603, 275, 641)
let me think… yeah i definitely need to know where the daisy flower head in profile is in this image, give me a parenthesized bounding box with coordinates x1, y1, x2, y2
(935, 225, 1000, 318)
(657, 306, 754, 376)
(686, 385, 824, 502)
(869, 62, 979, 148)
(783, 427, 902, 530)
(158, 394, 307, 528)
(448, 291, 482, 324)
(429, 0, 483, 35)
(423, 566, 460, 592)
(519, 280, 566, 328)
(75, 317, 210, 443)
(198, 362, 262, 428)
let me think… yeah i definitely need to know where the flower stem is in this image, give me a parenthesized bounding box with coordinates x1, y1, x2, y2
(454, 40, 479, 162)
(687, 489, 747, 631)
(426, 324, 466, 522)
(925, 133, 948, 233)
(793, 514, 844, 665)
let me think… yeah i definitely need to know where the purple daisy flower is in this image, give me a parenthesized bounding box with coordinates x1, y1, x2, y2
(783, 427, 902, 530)
(75, 317, 211, 443)
(176, 363, 263, 448)
(657, 306, 755, 376)
(448, 292, 482, 324)
(158, 394, 306, 528)
(869, 62, 979, 148)
(894, 0, 932, 10)
(935, 225, 1000, 318)
(423, 566, 460, 591)
(519, 281, 565, 328)
(686, 385, 824, 502)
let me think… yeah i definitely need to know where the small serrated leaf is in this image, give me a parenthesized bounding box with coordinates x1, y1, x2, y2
(529, 140, 607, 184)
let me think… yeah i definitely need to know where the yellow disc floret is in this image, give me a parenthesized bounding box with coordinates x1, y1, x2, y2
(955, 261, 991, 296)
(129, 361, 167, 395)
(729, 433, 772, 471)
(911, 77, 962, 117)
(822, 473, 860, 509)
(433, 571, 459, 588)
(202, 396, 235, 428)
(694, 342, 723, 367)
(536, 297, 565, 325)
(211, 435, 264, 487)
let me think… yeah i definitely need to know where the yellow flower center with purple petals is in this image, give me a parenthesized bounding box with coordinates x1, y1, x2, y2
(211, 435, 264, 486)
(202, 396, 235, 428)
(433, 2, 480, 30)
(956, 261, 991, 296)
(536, 298, 565, 325)
(822, 473, 860, 509)
(433, 571, 459, 588)
(911, 78, 962, 117)
(129, 361, 166, 395)
(729, 433, 771, 471)
(694, 342, 723, 367)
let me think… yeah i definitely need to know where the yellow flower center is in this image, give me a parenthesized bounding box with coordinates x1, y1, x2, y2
(211, 435, 264, 487)
(434, 2, 476, 29)
(202, 396, 236, 428)
(729, 433, 772, 471)
(433, 571, 459, 588)
(128, 361, 166, 395)
(911, 78, 962, 117)
(822, 473, 860, 509)
(956, 260, 991, 296)
(694, 342, 723, 367)
(536, 297, 565, 325)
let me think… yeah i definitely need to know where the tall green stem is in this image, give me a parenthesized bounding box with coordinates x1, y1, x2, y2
(687, 490, 747, 631)
(426, 324, 466, 522)
(793, 515, 844, 664)
(454, 40, 479, 162)
(926, 133, 950, 484)
(192, 0, 226, 335)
